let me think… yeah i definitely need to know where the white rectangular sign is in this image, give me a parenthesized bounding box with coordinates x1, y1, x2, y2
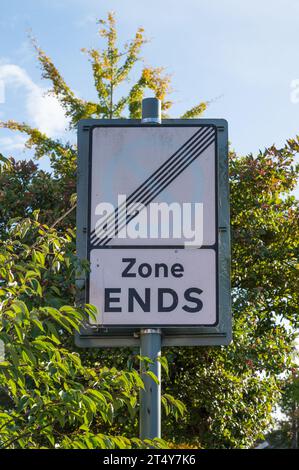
(90, 249, 216, 326)
(87, 124, 218, 327)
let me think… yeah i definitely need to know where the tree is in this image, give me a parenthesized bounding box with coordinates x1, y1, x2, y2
(266, 346, 299, 449)
(0, 210, 185, 448)
(0, 157, 76, 239)
(0, 215, 133, 448)
(162, 142, 299, 448)
(0, 12, 298, 448)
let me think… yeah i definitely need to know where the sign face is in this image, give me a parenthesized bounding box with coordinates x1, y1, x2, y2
(76, 120, 231, 345)
(88, 124, 218, 327)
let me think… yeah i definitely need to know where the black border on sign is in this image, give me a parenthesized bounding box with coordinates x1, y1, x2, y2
(86, 123, 218, 328)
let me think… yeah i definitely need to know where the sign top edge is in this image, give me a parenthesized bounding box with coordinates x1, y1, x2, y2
(77, 118, 228, 130)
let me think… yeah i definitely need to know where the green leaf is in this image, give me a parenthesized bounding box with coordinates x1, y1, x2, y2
(144, 370, 159, 385)
(157, 356, 169, 376)
(0, 153, 10, 165)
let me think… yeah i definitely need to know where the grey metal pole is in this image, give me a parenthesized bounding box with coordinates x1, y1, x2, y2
(141, 97, 161, 124)
(140, 97, 162, 440)
(140, 328, 162, 439)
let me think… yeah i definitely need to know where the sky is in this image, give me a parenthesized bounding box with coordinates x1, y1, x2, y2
(0, 0, 299, 164)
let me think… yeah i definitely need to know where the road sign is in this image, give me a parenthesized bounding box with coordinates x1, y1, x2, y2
(76, 119, 231, 346)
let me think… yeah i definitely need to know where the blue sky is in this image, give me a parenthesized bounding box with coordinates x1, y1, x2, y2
(0, 0, 299, 163)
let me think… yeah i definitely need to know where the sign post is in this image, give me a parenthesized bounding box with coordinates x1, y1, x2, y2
(139, 328, 161, 439)
(139, 99, 162, 439)
(75, 99, 231, 440)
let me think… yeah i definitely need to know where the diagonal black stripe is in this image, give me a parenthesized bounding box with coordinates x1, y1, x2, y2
(92, 129, 213, 243)
(90, 127, 210, 242)
(92, 131, 215, 247)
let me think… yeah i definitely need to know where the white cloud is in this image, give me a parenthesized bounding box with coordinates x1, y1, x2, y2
(0, 135, 27, 151)
(74, 14, 97, 28)
(0, 63, 69, 137)
(0, 79, 4, 103)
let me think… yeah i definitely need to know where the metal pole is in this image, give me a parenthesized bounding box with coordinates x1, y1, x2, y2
(140, 97, 162, 440)
(141, 97, 161, 124)
(140, 328, 162, 439)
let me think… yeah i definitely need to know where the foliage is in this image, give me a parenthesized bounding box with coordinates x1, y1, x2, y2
(0, 12, 299, 448)
(266, 356, 299, 449)
(0, 157, 75, 239)
(0, 216, 172, 448)
(162, 140, 299, 448)
(230, 142, 299, 327)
